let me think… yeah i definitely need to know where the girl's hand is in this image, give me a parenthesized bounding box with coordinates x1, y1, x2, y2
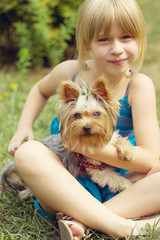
(8, 128, 34, 156)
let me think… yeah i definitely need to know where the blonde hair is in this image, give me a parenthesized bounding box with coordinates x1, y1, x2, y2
(76, 0, 146, 71)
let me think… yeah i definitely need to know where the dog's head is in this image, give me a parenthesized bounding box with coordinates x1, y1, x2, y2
(57, 76, 119, 153)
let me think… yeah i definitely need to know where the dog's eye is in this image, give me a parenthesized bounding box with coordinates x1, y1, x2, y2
(74, 113, 82, 119)
(93, 112, 101, 117)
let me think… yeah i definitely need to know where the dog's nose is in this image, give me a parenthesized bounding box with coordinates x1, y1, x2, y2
(83, 126, 91, 134)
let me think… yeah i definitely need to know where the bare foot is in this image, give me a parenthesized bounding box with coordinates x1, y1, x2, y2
(69, 219, 87, 240)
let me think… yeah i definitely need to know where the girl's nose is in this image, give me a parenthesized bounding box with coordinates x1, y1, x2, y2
(110, 40, 123, 55)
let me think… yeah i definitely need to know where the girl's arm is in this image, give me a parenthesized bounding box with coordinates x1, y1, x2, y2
(8, 60, 78, 155)
(67, 74, 160, 173)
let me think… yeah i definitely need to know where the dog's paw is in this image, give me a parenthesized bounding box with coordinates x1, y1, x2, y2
(114, 138, 135, 161)
(109, 177, 133, 192)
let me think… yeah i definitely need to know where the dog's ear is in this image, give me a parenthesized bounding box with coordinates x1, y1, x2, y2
(92, 75, 119, 112)
(58, 81, 80, 103)
(92, 75, 113, 103)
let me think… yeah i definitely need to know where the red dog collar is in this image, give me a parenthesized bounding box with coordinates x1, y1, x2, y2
(77, 153, 107, 173)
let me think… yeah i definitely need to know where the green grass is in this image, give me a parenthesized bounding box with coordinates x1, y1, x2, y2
(0, 69, 57, 170)
(0, 192, 60, 239)
(0, 0, 160, 239)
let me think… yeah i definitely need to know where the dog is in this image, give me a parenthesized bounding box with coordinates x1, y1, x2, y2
(0, 76, 134, 201)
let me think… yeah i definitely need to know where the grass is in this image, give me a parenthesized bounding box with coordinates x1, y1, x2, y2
(0, 192, 60, 239)
(1, 192, 160, 240)
(0, 0, 160, 239)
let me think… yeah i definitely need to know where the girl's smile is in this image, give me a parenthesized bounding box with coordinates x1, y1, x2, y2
(108, 58, 128, 66)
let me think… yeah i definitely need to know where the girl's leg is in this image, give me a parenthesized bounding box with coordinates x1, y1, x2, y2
(71, 168, 160, 238)
(71, 169, 160, 238)
(105, 170, 160, 219)
(104, 169, 160, 233)
(15, 140, 132, 238)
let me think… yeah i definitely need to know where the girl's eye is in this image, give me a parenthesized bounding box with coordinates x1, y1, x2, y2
(93, 112, 101, 117)
(98, 37, 110, 42)
(74, 113, 82, 119)
(121, 35, 132, 40)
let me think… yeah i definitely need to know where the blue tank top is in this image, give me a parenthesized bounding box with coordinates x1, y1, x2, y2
(116, 79, 136, 146)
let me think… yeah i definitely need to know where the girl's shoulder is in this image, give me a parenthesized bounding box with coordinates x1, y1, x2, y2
(128, 73, 156, 106)
(37, 60, 79, 97)
(131, 72, 155, 92)
(50, 60, 79, 80)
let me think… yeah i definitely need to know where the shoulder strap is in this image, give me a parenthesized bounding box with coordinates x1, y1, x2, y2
(124, 79, 133, 97)
(124, 68, 136, 97)
(71, 71, 78, 82)
(71, 62, 88, 82)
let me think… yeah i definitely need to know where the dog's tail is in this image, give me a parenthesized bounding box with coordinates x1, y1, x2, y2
(0, 160, 33, 200)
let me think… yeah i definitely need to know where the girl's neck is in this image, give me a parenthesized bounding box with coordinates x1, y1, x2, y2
(83, 60, 132, 99)
(105, 72, 132, 100)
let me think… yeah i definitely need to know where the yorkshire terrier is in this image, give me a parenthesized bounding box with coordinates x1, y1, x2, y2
(0, 76, 134, 200)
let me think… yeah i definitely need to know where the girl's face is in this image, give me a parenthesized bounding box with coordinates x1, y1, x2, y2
(89, 20, 139, 77)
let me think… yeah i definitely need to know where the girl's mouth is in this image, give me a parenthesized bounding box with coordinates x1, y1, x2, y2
(108, 59, 127, 66)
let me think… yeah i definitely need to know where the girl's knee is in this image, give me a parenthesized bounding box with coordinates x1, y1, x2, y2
(15, 140, 61, 175)
(15, 140, 45, 172)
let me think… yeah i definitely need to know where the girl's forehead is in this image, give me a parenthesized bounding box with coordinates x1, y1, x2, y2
(98, 20, 122, 36)
(94, 20, 129, 40)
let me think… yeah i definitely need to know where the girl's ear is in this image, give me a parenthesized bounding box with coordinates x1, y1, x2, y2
(58, 81, 80, 103)
(86, 42, 91, 51)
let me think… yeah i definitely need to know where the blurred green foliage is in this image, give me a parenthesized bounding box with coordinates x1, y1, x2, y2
(1, 0, 160, 74)
(0, 0, 83, 72)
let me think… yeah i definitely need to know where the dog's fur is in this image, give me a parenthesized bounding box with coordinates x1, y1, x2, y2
(0, 76, 134, 200)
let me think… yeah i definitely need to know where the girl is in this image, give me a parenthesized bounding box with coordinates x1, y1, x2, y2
(8, 0, 160, 239)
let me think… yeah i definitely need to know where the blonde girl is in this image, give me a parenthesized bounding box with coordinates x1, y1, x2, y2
(8, 0, 160, 239)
